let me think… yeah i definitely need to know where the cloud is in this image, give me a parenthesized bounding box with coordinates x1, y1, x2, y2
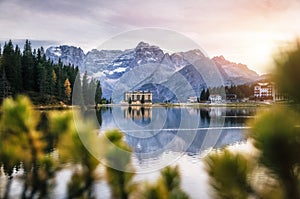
(0, 0, 300, 73)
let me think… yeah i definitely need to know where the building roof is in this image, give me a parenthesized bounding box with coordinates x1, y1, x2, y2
(125, 90, 152, 93)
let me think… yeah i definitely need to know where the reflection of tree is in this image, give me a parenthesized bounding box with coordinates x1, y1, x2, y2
(200, 108, 211, 126)
(96, 109, 102, 127)
(141, 107, 145, 121)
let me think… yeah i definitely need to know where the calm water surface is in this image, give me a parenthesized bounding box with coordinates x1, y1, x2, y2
(5, 106, 259, 198)
(96, 106, 257, 198)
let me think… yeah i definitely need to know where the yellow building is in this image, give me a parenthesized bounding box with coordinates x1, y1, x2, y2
(124, 91, 153, 105)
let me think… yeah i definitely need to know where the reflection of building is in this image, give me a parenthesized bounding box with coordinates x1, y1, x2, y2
(209, 94, 222, 103)
(124, 106, 152, 120)
(124, 91, 152, 105)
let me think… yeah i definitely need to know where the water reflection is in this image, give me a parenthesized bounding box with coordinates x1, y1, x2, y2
(123, 106, 152, 125)
(99, 106, 257, 168)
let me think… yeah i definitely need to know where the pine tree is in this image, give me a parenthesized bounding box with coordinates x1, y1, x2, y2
(95, 80, 102, 105)
(14, 45, 23, 92)
(64, 78, 71, 103)
(205, 89, 210, 101)
(87, 78, 97, 105)
(22, 40, 35, 91)
(36, 63, 47, 97)
(22, 40, 34, 91)
(55, 60, 65, 100)
(51, 69, 57, 96)
(72, 75, 84, 106)
(200, 89, 206, 101)
(1, 40, 19, 94)
(82, 71, 89, 105)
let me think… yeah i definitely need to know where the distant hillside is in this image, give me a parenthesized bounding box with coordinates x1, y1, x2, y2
(46, 42, 260, 102)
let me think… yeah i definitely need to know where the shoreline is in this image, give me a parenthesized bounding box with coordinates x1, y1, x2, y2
(97, 102, 275, 108)
(29, 101, 289, 110)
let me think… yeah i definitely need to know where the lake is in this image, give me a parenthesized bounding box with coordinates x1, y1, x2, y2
(4, 106, 259, 198)
(95, 106, 257, 198)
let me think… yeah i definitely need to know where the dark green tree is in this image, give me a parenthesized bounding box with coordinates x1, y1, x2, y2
(22, 40, 35, 91)
(200, 89, 206, 101)
(72, 75, 84, 106)
(95, 80, 102, 105)
(1, 40, 22, 93)
(82, 71, 89, 105)
(36, 63, 47, 97)
(14, 45, 23, 92)
(205, 89, 210, 101)
(87, 78, 97, 105)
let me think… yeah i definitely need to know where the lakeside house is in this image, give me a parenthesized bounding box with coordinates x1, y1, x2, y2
(209, 94, 222, 103)
(124, 91, 153, 105)
(254, 82, 274, 100)
(187, 96, 198, 103)
(254, 82, 288, 101)
(226, 94, 237, 102)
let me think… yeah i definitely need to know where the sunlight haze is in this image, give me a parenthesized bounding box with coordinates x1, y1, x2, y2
(1, 0, 300, 74)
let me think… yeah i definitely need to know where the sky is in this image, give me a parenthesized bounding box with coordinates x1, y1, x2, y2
(1, 0, 300, 74)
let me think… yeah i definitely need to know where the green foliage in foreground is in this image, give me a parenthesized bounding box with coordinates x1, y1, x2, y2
(205, 39, 300, 199)
(139, 166, 189, 199)
(275, 41, 300, 104)
(205, 150, 254, 199)
(205, 108, 300, 199)
(0, 96, 189, 199)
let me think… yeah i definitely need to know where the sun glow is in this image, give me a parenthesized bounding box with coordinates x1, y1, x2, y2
(242, 32, 293, 74)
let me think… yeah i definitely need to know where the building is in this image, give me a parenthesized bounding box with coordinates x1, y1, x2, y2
(124, 91, 153, 105)
(209, 94, 222, 103)
(254, 82, 274, 100)
(187, 96, 198, 103)
(254, 82, 288, 101)
(226, 94, 237, 102)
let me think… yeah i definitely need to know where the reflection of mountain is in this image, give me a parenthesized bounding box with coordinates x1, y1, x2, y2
(99, 107, 257, 162)
(126, 128, 245, 159)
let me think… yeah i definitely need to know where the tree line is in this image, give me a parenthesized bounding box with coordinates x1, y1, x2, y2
(198, 84, 254, 102)
(0, 40, 104, 105)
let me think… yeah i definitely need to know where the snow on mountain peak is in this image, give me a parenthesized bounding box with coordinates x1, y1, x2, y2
(48, 46, 62, 57)
(45, 43, 260, 100)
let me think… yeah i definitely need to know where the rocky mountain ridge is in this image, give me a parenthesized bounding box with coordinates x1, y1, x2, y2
(46, 42, 260, 102)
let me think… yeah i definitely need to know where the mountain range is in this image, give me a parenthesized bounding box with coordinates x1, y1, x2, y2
(46, 42, 260, 102)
